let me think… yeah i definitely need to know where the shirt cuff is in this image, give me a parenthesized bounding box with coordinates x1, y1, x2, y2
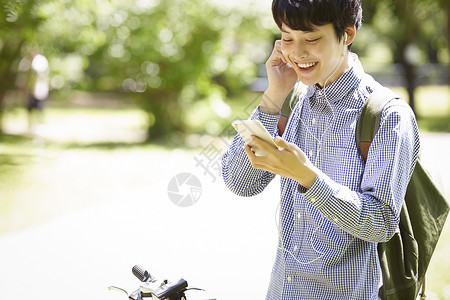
(297, 172, 335, 209)
(249, 106, 281, 136)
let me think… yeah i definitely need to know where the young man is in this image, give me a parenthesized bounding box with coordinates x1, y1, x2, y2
(222, 0, 420, 299)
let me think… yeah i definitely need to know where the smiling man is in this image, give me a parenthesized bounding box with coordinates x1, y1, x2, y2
(222, 0, 420, 299)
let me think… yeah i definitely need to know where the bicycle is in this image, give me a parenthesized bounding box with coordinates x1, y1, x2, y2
(108, 265, 216, 300)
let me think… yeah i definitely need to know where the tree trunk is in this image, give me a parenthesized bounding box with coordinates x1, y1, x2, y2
(447, 0, 450, 116)
(0, 92, 4, 134)
(392, 0, 419, 117)
(447, 0, 450, 86)
(0, 38, 25, 135)
(145, 92, 184, 142)
(403, 62, 417, 117)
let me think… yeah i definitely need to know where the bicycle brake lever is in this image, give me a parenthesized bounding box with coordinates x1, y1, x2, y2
(139, 279, 167, 294)
(108, 286, 129, 295)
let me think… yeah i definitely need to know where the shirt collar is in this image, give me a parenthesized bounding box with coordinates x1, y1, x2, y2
(304, 53, 364, 104)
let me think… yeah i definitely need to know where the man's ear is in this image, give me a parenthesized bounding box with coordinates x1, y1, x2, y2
(344, 25, 357, 46)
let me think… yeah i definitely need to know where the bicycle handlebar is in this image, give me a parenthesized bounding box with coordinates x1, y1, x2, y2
(108, 265, 216, 300)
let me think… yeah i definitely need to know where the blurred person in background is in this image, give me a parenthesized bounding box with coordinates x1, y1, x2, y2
(20, 49, 49, 134)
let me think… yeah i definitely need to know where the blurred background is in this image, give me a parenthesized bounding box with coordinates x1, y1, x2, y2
(0, 0, 449, 299)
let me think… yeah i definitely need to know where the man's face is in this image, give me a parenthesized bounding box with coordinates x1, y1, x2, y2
(280, 23, 349, 88)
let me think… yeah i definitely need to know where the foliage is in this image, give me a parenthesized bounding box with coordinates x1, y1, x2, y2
(0, 0, 44, 127)
(0, 0, 274, 139)
(355, 0, 449, 115)
(357, 0, 448, 65)
(0, 0, 448, 138)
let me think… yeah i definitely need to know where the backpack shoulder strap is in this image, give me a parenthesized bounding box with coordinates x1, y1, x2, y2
(355, 87, 399, 161)
(278, 81, 305, 136)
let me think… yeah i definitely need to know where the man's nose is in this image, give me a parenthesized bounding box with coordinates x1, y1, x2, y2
(289, 43, 307, 60)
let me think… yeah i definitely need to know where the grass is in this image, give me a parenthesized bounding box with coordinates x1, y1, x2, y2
(390, 85, 450, 132)
(0, 106, 183, 233)
(1, 85, 449, 232)
(0, 133, 201, 233)
(0, 85, 449, 298)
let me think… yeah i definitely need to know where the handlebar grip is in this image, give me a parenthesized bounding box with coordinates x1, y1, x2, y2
(132, 265, 152, 282)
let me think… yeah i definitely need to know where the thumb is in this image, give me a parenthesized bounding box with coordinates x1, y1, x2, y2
(275, 136, 294, 152)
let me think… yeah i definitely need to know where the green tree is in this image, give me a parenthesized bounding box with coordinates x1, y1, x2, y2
(439, 0, 450, 88)
(362, 0, 448, 116)
(0, 0, 271, 140)
(0, 0, 45, 133)
(83, 0, 269, 140)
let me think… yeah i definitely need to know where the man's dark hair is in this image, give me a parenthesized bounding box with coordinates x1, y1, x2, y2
(272, 0, 362, 43)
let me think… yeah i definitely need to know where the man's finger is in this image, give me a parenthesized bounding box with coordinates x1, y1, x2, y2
(250, 135, 278, 153)
(274, 136, 294, 152)
(244, 144, 255, 157)
(244, 144, 266, 169)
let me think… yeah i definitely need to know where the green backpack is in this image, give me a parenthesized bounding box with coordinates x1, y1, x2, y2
(356, 88, 450, 300)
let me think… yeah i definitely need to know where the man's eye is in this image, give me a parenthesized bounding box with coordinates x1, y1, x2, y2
(282, 39, 292, 43)
(306, 38, 320, 43)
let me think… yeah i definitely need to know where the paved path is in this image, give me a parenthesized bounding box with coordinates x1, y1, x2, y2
(0, 147, 280, 300)
(0, 132, 448, 300)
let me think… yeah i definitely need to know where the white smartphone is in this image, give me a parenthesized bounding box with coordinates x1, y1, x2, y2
(231, 120, 278, 156)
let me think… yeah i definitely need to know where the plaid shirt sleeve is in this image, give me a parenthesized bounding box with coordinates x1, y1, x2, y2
(221, 106, 281, 197)
(300, 99, 420, 243)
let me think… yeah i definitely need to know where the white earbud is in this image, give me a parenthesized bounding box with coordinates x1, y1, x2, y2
(341, 32, 348, 57)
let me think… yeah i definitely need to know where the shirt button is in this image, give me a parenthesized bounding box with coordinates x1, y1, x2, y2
(312, 118, 316, 125)
(309, 150, 313, 157)
(297, 212, 301, 219)
(287, 276, 292, 282)
(311, 197, 316, 203)
(294, 245, 298, 251)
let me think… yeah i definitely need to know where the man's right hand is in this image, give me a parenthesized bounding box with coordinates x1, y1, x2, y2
(260, 40, 298, 114)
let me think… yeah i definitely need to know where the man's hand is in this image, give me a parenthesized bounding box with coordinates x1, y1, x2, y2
(265, 40, 298, 97)
(260, 40, 299, 115)
(244, 135, 318, 189)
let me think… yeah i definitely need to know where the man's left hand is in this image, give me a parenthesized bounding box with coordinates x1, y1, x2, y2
(244, 136, 318, 189)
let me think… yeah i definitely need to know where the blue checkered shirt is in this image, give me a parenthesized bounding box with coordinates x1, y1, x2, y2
(222, 56, 420, 299)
